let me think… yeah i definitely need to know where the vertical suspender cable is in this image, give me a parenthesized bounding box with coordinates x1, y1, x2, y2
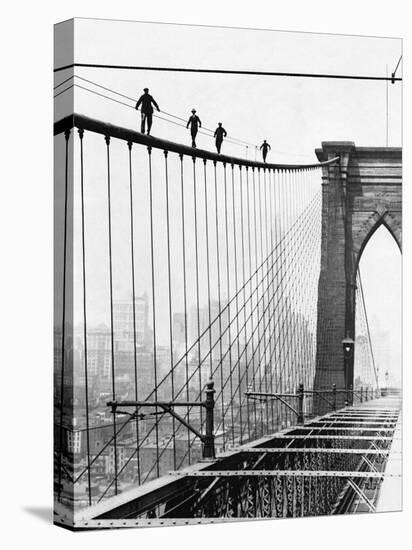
(252, 168, 264, 435)
(213, 161, 226, 448)
(79, 128, 91, 504)
(290, 170, 300, 393)
(105, 134, 118, 494)
(266, 168, 276, 431)
(231, 164, 243, 443)
(223, 163, 235, 444)
(57, 128, 71, 502)
(163, 150, 177, 469)
(246, 167, 258, 433)
(127, 141, 141, 484)
(257, 168, 269, 427)
(386, 64, 389, 147)
(203, 159, 213, 382)
(284, 170, 294, 406)
(147, 145, 160, 476)
(192, 157, 202, 434)
(239, 166, 251, 441)
(282, 169, 291, 425)
(264, 167, 275, 430)
(272, 169, 280, 427)
(179, 154, 191, 463)
(357, 268, 379, 388)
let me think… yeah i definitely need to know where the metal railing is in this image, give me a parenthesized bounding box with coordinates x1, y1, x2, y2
(245, 382, 380, 424)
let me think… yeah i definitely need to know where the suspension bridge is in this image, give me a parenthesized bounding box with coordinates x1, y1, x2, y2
(53, 112, 402, 529)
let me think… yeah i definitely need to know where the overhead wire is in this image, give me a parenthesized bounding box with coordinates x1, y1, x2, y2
(54, 75, 256, 149)
(53, 74, 317, 160)
(54, 61, 402, 82)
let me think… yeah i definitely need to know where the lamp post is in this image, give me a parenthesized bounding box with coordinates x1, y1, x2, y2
(342, 335, 355, 404)
(384, 370, 389, 396)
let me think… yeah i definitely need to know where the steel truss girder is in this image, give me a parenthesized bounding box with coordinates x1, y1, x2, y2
(361, 455, 379, 472)
(346, 479, 376, 513)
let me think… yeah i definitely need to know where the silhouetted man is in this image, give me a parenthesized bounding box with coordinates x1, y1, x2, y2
(135, 88, 160, 135)
(214, 123, 227, 154)
(186, 109, 202, 147)
(260, 140, 271, 163)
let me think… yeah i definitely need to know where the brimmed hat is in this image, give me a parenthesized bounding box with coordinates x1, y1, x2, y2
(191, 108, 196, 113)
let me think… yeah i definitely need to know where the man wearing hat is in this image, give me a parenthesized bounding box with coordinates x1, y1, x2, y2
(259, 140, 271, 163)
(186, 109, 202, 147)
(135, 88, 160, 135)
(214, 122, 227, 154)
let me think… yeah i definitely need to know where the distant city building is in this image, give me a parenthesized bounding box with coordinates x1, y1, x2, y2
(173, 312, 186, 345)
(106, 444, 126, 475)
(67, 430, 82, 454)
(114, 293, 150, 347)
(86, 325, 112, 379)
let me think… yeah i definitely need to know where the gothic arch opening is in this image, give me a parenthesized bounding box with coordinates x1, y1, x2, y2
(354, 225, 401, 389)
(354, 211, 402, 275)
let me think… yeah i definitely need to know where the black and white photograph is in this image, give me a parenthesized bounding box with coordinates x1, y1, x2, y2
(52, 17, 402, 529)
(4, 3, 411, 547)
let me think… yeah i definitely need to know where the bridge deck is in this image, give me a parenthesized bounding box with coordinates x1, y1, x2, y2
(55, 395, 401, 530)
(371, 396, 402, 513)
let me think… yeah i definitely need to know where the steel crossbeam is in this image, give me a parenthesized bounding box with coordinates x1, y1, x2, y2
(321, 416, 398, 421)
(308, 420, 396, 425)
(271, 435, 393, 441)
(326, 415, 398, 419)
(170, 470, 399, 478)
(58, 516, 248, 529)
(290, 427, 394, 432)
(325, 413, 398, 418)
(323, 410, 398, 418)
(240, 448, 390, 455)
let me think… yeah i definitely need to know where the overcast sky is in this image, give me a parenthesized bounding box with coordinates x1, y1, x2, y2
(55, 19, 402, 383)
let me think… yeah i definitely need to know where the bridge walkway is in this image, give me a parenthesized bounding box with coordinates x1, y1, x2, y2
(55, 395, 401, 529)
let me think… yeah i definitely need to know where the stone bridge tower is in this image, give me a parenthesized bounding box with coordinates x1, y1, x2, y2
(313, 142, 402, 410)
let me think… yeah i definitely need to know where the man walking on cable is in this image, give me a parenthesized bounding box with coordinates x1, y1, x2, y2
(214, 123, 227, 154)
(186, 109, 202, 147)
(135, 87, 160, 135)
(260, 140, 271, 163)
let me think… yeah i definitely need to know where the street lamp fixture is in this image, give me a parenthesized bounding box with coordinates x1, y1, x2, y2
(342, 336, 355, 357)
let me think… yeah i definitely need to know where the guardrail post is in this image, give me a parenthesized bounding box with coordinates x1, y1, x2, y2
(203, 379, 216, 459)
(360, 386, 363, 403)
(297, 383, 304, 425)
(332, 384, 337, 411)
(347, 384, 352, 406)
